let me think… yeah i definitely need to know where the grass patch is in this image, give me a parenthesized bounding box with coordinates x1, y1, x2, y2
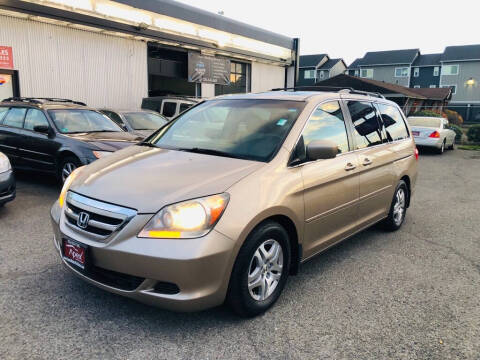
(458, 145, 480, 151)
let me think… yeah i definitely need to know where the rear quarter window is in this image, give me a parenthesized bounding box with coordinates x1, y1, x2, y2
(0, 107, 8, 123)
(376, 103, 410, 141)
(162, 102, 177, 117)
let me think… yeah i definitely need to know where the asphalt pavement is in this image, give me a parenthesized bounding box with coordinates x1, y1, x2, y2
(1, 149, 479, 359)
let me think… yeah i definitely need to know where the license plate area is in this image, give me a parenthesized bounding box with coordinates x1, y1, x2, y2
(412, 131, 420, 137)
(62, 238, 88, 270)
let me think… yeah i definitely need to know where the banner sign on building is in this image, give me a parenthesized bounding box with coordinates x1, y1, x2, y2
(188, 52, 230, 85)
(0, 46, 14, 70)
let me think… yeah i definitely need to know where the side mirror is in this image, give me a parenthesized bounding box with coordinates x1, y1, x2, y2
(33, 125, 50, 134)
(306, 140, 338, 160)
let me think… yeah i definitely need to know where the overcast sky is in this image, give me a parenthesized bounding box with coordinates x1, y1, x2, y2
(178, 0, 480, 65)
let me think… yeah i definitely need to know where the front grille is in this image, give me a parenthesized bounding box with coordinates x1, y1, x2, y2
(86, 265, 145, 291)
(64, 191, 136, 241)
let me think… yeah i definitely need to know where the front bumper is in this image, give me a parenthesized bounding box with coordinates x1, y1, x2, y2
(0, 170, 16, 205)
(413, 137, 443, 148)
(50, 200, 237, 312)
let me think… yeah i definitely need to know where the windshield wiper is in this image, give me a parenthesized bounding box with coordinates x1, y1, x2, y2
(176, 147, 248, 160)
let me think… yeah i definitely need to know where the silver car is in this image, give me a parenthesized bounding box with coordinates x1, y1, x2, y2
(407, 116, 456, 154)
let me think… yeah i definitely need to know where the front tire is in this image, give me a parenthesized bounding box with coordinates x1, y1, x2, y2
(227, 221, 291, 317)
(58, 156, 81, 184)
(381, 180, 408, 231)
(448, 138, 455, 150)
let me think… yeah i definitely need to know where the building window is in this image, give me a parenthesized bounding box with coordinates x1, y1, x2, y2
(318, 70, 325, 79)
(304, 70, 315, 79)
(413, 67, 419, 77)
(354, 70, 359, 76)
(413, 85, 420, 88)
(429, 85, 437, 88)
(395, 67, 409, 77)
(360, 68, 373, 78)
(433, 66, 440, 76)
(441, 85, 456, 94)
(441, 65, 459, 76)
(215, 61, 251, 96)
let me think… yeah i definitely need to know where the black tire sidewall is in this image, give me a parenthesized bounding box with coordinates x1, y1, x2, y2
(228, 221, 291, 317)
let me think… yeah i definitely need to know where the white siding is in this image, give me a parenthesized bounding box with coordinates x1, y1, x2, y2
(251, 62, 285, 93)
(0, 14, 147, 108)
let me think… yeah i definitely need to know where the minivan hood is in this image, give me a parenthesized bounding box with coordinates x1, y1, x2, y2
(65, 132, 143, 151)
(70, 145, 263, 213)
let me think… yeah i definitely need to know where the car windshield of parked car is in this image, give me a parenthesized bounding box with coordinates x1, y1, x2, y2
(48, 109, 122, 133)
(124, 112, 168, 130)
(408, 117, 442, 128)
(148, 99, 306, 162)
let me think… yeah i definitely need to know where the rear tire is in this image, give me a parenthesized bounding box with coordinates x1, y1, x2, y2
(381, 180, 408, 231)
(437, 140, 445, 154)
(58, 156, 81, 184)
(227, 221, 291, 317)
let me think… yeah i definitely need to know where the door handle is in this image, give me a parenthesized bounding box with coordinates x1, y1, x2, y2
(362, 157, 373, 166)
(345, 162, 356, 171)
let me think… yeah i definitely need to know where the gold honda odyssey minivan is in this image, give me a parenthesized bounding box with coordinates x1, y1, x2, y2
(51, 90, 418, 317)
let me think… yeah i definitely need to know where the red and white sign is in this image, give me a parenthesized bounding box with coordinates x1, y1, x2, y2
(0, 46, 14, 70)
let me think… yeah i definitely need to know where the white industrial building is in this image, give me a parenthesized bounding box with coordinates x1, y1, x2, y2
(0, 0, 298, 108)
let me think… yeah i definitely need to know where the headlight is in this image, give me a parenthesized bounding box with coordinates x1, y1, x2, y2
(92, 150, 113, 159)
(138, 193, 229, 239)
(0, 153, 11, 174)
(59, 166, 84, 208)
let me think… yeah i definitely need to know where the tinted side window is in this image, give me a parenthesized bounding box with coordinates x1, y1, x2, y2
(377, 104, 409, 141)
(3, 107, 27, 128)
(347, 101, 383, 149)
(162, 102, 177, 117)
(24, 109, 49, 131)
(0, 107, 8, 124)
(298, 101, 349, 160)
(103, 111, 124, 126)
(179, 103, 191, 113)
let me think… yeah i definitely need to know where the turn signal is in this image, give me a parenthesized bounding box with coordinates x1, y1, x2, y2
(429, 131, 440, 138)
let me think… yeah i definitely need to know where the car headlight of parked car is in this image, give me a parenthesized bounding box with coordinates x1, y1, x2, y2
(93, 150, 113, 159)
(0, 153, 11, 174)
(59, 166, 84, 208)
(138, 193, 229, 239)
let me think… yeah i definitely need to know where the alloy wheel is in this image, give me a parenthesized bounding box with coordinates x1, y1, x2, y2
(393, 188, 406, 226)
(62, 162, 77, 183)
(247, 239, 284, 301)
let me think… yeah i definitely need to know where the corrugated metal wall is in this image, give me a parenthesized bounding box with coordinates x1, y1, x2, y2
(0, 14, 148, 108)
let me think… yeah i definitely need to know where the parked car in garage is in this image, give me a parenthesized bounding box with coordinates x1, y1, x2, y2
(51, 89, 418, 317)
(407, 116, 456, 154)
(141, 96, 198, 120)
(0, 151, 15, 206)
(0, 98, 143, 183)
(99, 109, 168, 138)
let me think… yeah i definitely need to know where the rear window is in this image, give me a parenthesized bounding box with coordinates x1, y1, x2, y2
(407, 117, 442, 128)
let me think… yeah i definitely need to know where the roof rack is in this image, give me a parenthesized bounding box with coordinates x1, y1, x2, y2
(1, 97, 87, 106)
(271, 86, 385, 99)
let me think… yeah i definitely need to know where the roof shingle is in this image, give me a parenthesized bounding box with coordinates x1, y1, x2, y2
(360, 49, 419, 66)
(412, 53, 442, 67)
(299, 54, 328, 67)
(442, 44, 480, 62)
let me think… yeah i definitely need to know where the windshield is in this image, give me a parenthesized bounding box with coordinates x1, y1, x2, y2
(49, 109, 121, 133)
(148, 99, 306, 162)
(124, 112, 168, 130)
(408, 117, 442, 128)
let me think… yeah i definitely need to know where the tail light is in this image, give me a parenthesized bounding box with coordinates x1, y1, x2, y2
(429, 131, 440, 138)
(414, 147, 419, 161)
